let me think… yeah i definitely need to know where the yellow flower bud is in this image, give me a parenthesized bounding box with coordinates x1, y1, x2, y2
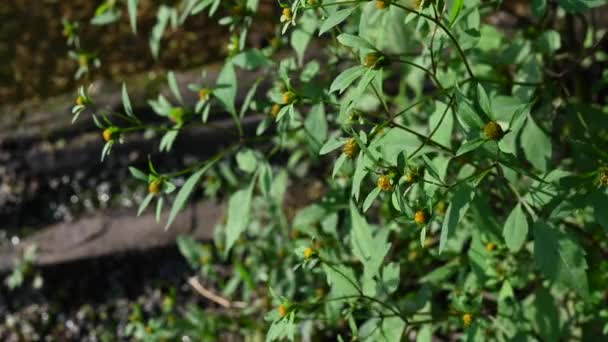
(76, 95, 86, 106)
(198, 88, 211, 102)
(376, 0, 390, 9)
(486, 242, 496, 252)
(414, 210, 429, 224)
(102, 129, 114, 142)
(283, 91, 296, 104)
(148, 179, 163, 195)
(278, 303, 289, 317)
(270, 104, 282, 118)
(303, 247, 315, 260)
(462, 313, 473, 327)
(342, 138, 359, 158)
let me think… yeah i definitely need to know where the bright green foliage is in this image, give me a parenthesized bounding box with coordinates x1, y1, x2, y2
(70, 0, 608, 340)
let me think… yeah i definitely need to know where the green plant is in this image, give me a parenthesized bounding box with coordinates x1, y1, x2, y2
(69, 0, 608, 340)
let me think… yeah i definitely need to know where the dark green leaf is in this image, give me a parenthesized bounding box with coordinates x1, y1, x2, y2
(534, 222, 589, 299)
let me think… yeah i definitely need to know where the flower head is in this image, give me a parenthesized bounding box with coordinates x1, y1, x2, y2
(377, 175, 392, 192)
(342, 138, 359, 158)
(364, 52, 382, 68)
(281, 8, 293, 23)
(486, 242, 496, 252)
(102, 127, 119, 142)
(483, 121, 504, 141)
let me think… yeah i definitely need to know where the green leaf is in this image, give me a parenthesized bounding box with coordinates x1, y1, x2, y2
(439, 185, 475, 253)
(521, 116, 552, 172)
(323, 264, 359, 299)
(533, 222, 589, 299)
(362, 187, 381, 212)
(456, 138, 485, 156)
(502, 203, 529, 252)
(382, 262, 400, 294)
(535, 30, 561, 55)
(128, 0, 139, 33)
(557, 0, 606, 12)
(304, 103, 328, 153)
(155, 196, 164, 223)
(477, 83, 492, 115)
(121, 83, 135, 119)
(232, 49, 270, 70)
(428, 101, 454, 148)
(320, 138, 344, 155)
(138, 193, 154, 216)
(527, 287, 561, 341)
(332, 153, 347, 178)
(449, 0, 464, 26)
(351, 152, 369, 201)
(337, 33, 375, 50)
(165, 162, 215, 229)
(129, 167, 147, 181)
(455, 92, 484, 131)
(149, 6, 172, 58)
(167, 71, 183, 103)
(350, 201, 390, 277)
(215, 61, 237, 115)
(330, 65, 366, 94)
(225, 180, 256, 252)
(290, 14, 316, 65)
(319, 7, 356, 35)
(532, 0, 547, 16)
(236, 149, 257, 173)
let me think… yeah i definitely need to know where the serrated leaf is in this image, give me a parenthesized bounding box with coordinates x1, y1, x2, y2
(503, 203, 528, 252)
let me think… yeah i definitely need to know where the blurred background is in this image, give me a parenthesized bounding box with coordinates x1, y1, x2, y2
(0, 1, 278, 340)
